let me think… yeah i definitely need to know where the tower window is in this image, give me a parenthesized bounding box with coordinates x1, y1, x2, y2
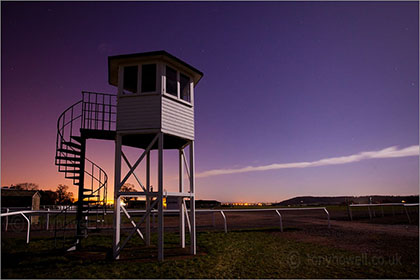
(141, 64, 156, 93)
(165, 66, 177, 96)
(180, 73, 190, 102)
(123, 66, 138, 93)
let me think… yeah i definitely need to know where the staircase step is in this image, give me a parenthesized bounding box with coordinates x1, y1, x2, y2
(59, 163, 82, 168)
(56, 156, 81, 162)
(81, 200, 101, 205)
(83, 204, 104, 209)
(83, 202, 101, 206)
(63, 141, 82, 149)
(71, 136, 83, 143)
(65, 176, 81, 180)
(59, 168, 81, 174)
(57, 149, 82, 156)
(83, 194, 100, 198)
(60, 170, 80, 176)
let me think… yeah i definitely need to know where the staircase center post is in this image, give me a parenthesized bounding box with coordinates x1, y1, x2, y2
(76, 137, 86, 247)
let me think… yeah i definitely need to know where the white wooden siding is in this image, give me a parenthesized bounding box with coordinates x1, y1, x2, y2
(161, 96, 194, 140)
(116, 95, 161, 131)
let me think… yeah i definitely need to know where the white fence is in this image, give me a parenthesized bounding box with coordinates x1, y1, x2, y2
(348, 203, 419, 222)
(1, 207, 330, 244)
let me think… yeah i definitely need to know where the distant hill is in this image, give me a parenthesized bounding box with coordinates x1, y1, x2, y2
(274, 195, 419, 206)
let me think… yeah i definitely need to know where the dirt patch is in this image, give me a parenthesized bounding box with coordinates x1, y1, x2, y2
(276, 219, 418, 261)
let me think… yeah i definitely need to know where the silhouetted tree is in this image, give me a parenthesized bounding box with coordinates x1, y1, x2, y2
(13, 182, 39, 190)
(120, 183, 137, 204)
(55, 184, 73, 205)
(39, 190, 58, 205)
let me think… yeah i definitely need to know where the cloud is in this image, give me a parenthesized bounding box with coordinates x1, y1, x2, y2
(196, 145, 419, 178)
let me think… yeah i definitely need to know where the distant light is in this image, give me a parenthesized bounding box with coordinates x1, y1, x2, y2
(402, 200, 406, 203)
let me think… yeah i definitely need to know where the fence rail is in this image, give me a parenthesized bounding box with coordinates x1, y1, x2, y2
(348, 203, 419, 222)
(1, 207, 331, 243)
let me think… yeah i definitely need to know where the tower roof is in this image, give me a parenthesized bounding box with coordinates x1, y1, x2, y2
(108, 50, 204, 87)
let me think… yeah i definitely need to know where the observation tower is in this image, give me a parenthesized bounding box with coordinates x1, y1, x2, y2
(55, 50, 203, 261)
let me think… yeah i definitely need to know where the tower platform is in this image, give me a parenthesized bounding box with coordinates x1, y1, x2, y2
(80, 129, 190, 150)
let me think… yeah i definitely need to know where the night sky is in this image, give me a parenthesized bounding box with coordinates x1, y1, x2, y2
(2, 2, 419, 202)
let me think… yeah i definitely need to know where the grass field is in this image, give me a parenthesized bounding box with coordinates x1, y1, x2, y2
(2, 222, 418, 279)
(1, 205, 418, 278)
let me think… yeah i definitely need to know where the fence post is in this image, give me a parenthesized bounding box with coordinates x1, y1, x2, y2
(347, 204, 353, 221)
(5, 208, 9, 231)
(46, 208, 50, 231)
(20, 213, 31, 244)
(275, 210, 283, 232)
(220, 211, 227, 233)
(323, 208, 331, 229)
(404, 206, 411, 224)
(368, 206, 372, 220)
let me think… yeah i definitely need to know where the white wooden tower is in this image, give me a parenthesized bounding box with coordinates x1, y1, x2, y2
(108, 51, 203, 261)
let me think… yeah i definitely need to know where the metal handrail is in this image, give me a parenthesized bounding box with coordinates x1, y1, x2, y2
(81, 91, 117, 131)
(54, 91, 115, 247)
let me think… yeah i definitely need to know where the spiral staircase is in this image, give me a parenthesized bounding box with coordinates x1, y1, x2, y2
(54, 91, 117, 249)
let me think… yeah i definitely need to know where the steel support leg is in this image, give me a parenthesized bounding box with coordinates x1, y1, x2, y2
(158, 133, 164, 261)
(113, 134, 122, 259)
(145, 151, 151, 246)
(189, 141, 196, 255)
(179, 148, 185, 248)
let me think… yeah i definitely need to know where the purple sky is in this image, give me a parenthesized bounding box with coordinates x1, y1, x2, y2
(2, 2, 419, 202)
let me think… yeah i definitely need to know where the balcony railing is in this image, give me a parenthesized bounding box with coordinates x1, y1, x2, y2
(82, 91, 117, 131)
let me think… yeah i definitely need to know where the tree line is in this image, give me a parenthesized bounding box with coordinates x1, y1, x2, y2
(6, 183, 74, 205)
(7, 182, 145, 205)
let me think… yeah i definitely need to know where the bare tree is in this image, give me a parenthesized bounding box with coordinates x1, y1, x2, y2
(55, 184, 73, 205)
(13, 182, 39, 190)
(120, 183, 137, 204)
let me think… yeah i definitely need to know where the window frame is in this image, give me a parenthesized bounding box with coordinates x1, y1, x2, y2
(162, 63, 193, 106)
(164, 65, 178, 98)
(122, 65, 139, 94)
(117, 61, 160, 97)
(140, 63, 158, 93)
(179, 72, 192, 103)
